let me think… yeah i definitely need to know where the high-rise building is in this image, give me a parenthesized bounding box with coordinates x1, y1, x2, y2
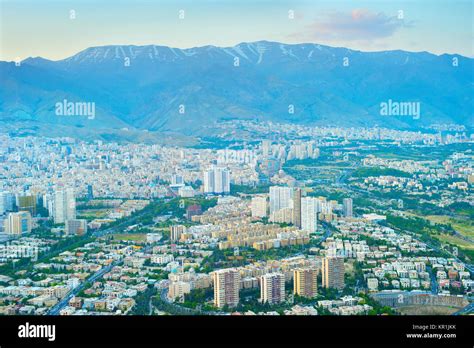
(213, 268, 240, 308)
(292, 188, 302, 228)
(251, 196, 267, 218)
(42, 193, 54, 217)
(203, 167, 231, 194)
(4, 211, 32, 235)
(301, 197, 319, 233)
(0, 191, 14, 215)
(53, 188, 76, 224)
(17, 194, 37, 216)
(170, 225, 186, 242)
(87, 184, 94, 200)
(293, 268, 318, 298)
(269, 186, 293, 215)
(343, 198, 353, 218)
(261, 140, 271, 157)
(171, 174, 184, 186)
(260, 273, 285, 304)
(65, 219, 88, 235)
(322, 257, 345, 290)
(186, 204, 202, 220)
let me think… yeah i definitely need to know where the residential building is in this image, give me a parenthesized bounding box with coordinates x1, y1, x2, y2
(203, 167, 230, 194)
(251, 196, 267, 218)
(294, 267, 318, 298)
(65, 219, 88, 235)
(322, 257, 345, 290)
(292, 188, 302, 229)
(260, 273, 285, 304)
(170, 225, 186, 242)
(4, 211, 32, 235)
(343, 198, 353, 218)
(301, 197, 319, 233)
(269, 186, 293, 215)
(53, 188, 76, 224)
(17, 194, 37, 216)
(0, 191, 14, 215)
(213, 268, 240, 308)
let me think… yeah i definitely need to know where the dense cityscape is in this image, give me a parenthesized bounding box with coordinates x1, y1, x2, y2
(0, 121, 472, 316)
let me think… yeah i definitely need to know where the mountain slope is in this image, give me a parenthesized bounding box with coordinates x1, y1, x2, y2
(1, 41, 473, 136)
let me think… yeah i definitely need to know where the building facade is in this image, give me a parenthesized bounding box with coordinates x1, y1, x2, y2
(294, 267, 318, 298)
(213, 268, 240, 308)
(4, 211, 32, 235)
(322, 257, 345, 290)
(260, 272, 286, 304)
(301, 197, 319, 233)
(269, 186, 293, 215)
(53, 188, 76, 224)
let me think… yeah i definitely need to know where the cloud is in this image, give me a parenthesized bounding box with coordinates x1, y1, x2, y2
(290, 9, 409, 42)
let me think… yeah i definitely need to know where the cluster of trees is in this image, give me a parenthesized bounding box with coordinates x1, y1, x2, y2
(385, 215, 454, 236)
(130, 285, 157, 315)
(230, 184, 270, 195)
(181, 288, 214, 309)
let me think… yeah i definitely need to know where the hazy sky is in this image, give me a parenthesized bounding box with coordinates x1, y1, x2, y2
(0, 0, 472, 61)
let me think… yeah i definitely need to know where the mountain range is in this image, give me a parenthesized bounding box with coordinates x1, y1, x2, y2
(1, 41, 473, 140)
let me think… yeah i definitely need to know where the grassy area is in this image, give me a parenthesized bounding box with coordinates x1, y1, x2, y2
(111, 233, 147, 242)
(417, 215, 474, 239)
(77, 209, 110, 220)
(436, 234, 474, 250)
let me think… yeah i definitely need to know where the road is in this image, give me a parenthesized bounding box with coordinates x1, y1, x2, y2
(47, 260, 120, 315)
(46, 206, 155, 315)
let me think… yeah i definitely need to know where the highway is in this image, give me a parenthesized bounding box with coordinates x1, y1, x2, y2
(47, 260, 120, 315)
(46, 206, 155, 315)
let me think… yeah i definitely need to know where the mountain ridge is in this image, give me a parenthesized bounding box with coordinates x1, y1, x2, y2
(15, 41, 473, 64)
(1, 41, 473, 137)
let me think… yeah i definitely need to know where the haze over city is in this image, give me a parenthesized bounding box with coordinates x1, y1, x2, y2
(0, 1, 472, 347)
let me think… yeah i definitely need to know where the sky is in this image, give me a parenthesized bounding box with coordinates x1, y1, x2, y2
(0, 0, 473, 61)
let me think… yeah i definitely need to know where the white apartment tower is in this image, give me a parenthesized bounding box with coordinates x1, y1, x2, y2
(53, 188, 76, 224)
(170, 225, 186, 242)
(343, 198, 353, 218)
(301, 197, 319, 233)
(260, 273, 285, 304)
(269, 186, 293, 215)
(203, 167, 231, 194)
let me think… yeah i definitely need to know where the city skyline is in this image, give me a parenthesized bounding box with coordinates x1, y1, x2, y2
(0, 1, 472, 344)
